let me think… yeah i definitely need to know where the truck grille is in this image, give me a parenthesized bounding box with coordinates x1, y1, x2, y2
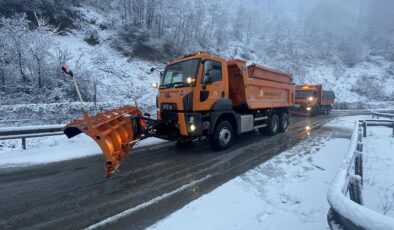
(160, 103, 177, 111)
(161, 111, 178, 122)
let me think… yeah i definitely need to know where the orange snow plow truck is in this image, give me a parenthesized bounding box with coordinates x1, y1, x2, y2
(292, 84, 335, 116)
(63, 52, 295, 178)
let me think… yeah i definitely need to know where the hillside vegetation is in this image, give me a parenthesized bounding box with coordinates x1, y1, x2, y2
(0, 0, 393, 108)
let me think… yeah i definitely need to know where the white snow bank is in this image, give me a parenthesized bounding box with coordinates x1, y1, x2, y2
(363, 126, 394, 218)
(0, 134, 100, 168)
(0, 134, 167, 168)
(327, 121, 394, 230)
(148, 117, 368, 230)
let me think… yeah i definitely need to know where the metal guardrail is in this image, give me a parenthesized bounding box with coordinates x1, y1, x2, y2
(327, 120, 394, 230)
(0, 125, 64, 149)
(371, 111, 394, 120)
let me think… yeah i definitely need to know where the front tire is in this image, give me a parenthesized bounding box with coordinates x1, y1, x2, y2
(210, 120, 234, 151)
(327, 106, 332, 115)
(279, 113, 289, 132)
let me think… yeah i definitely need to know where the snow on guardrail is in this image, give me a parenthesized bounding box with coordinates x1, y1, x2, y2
(371, 111, 394, 120)
(0, 124, 64, 134)
(0, 124, 65, 149)
(327, 120, 394, 230)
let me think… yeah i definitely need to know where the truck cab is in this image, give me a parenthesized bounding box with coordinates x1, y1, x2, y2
(293, 84, 335, 116)
(156, 53, 228, 139)
(294, 85, 320, 115)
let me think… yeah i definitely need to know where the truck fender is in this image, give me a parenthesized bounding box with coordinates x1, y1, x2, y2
(209, 112, 237, 135)
(211, 99, 233, 111)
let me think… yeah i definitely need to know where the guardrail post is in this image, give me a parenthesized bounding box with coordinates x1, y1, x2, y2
(357, 141, 363, 152)
(363, 121, 367, 137)
(349, 174, 363, 205)
(355, 151, 363, 186)
(392, 121, 394, 137)
(22, 137, 26, 150)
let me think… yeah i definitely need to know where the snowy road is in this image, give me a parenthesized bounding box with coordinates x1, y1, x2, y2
(0, 115, 341, 229)
(148, 117, 360, 230)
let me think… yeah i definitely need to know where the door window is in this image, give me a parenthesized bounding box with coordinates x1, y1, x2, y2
(202, 60, 222, 84)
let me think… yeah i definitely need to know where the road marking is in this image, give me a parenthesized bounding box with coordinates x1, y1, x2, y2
(86, 174, 212, 229)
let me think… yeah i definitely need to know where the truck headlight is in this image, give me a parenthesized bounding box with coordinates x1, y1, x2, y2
(190, 124, 196, 132)
(151, 81, 159, 88)
(306, 107, 311, 111)
(186, 77, 196, 84)
(307, 97, 314, 101)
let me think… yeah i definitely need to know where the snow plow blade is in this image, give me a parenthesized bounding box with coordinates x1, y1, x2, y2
(63, 106, 146, 178)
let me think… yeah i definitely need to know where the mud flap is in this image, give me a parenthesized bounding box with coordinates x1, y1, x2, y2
(63, 106, 146, 178)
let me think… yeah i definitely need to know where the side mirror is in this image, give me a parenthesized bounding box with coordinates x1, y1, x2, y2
(61, 65, 73, 77)
(203, 74, 213, 84)
(150, 67, 163, 78)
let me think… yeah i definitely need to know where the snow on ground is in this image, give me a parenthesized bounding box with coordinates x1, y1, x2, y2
(0, 134, 167, 168)
(55, 34, 159, 109)
(2, 115, 393, 228)
(148, 116, 371, 230)
(363, 125, 394, 218)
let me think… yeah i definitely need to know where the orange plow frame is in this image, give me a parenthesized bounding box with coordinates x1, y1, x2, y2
(63, 106, 146, 178)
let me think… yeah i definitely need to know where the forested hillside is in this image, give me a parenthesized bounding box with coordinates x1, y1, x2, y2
(0, 0, 393, 108)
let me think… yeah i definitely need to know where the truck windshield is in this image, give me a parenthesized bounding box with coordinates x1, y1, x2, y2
(296, 90, 317, 99)
(160, 59, 200, 88)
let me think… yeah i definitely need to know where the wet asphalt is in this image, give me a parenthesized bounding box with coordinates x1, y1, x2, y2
(0, 112, 365, 230)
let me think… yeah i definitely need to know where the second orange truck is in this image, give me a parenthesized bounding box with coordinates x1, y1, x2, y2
(292, 84, 335, 116)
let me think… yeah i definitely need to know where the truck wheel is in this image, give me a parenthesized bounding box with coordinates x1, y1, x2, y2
(210, 120, 234, 151)
(279, 113, 289, 132)
(312, 106, 319, 117)
(267, 114, 280, 135)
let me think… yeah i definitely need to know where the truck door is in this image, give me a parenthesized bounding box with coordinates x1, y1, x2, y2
(195, 59, 227, 111)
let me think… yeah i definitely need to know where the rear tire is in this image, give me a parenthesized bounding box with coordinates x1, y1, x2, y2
(266, 114, 280, 136)
(210, 120, 234, 151)
(279, 113, 289, 132)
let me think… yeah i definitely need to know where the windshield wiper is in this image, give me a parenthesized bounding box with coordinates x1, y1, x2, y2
(159, 84, 171, 89)
(173, 82, 189, 88)
(159, 82, 189, 89)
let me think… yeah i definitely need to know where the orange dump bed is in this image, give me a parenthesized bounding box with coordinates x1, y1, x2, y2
(248, 64, 293, 84)
(228, 60, 295, 110)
